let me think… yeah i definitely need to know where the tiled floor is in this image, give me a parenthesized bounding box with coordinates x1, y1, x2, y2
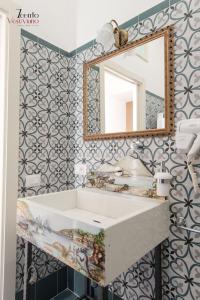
(16, 266, 122, 300)
(51, 289, 78, 300)
(53, 286, 122, 300)
(15, 266, 68, 300)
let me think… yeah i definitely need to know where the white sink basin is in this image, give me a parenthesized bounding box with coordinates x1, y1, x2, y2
(17, 188, 169, 286)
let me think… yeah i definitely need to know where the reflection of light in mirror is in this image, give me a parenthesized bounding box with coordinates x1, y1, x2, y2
(123, 44, 148, 62)
(157, 113, 165, 128)
(113, 37, 164, 99)
(104, 70, 138, 133)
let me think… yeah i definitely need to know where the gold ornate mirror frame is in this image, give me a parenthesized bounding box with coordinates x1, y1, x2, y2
(83, 26, 174, 141)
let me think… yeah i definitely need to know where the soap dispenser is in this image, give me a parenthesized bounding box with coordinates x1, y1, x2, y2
(154, 162, 172, 197)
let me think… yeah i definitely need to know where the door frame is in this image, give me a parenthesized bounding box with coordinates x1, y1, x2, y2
(0, 1, 20, 300)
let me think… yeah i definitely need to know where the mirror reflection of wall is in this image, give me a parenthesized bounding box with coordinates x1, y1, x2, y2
(103, 70, 138, 133)
(87, 36, 165, 135)
(88, 66, 101, 134)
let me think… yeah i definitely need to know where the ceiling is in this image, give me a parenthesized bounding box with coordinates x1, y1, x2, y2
(14, 0, 163, 52)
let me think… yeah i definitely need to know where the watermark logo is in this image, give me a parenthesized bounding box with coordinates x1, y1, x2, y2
(7, 9, 40, 26)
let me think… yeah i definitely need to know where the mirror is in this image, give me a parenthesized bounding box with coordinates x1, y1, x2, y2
(83, 26, 174, 140)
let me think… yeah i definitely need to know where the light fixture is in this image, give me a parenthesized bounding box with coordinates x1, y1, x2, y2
(96, 19, 128, 49)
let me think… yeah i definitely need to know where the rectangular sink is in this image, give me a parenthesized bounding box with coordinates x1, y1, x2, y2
(17, 188, 169, 286)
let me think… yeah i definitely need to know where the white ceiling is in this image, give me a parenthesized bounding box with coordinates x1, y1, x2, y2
(14, 0, 163, 52)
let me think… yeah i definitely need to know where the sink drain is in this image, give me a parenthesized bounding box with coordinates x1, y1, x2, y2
(93, 219, 101, 224)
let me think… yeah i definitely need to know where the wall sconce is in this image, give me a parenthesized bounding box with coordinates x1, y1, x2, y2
(96, 19, 128, 49)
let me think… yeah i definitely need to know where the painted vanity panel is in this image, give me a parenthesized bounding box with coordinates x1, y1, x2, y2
(17, 200, 106, 285)
(17, 189, 169, 286)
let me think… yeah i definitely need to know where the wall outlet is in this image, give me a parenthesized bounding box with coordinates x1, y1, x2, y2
(74, 163, 87, 176)
(26, 174, 41, 187)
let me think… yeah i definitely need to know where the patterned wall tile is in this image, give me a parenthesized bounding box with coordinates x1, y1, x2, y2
(65, 1, 200, 299)
(146, 92, 165, 129)
(17, 35, 70, 292)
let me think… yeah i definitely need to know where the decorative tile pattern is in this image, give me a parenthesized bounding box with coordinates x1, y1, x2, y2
(16, 237, 26, 292)
(17, 35, 71, 292)
(88, 66, 101, 134)
(17, 0, 200, 299)
(146, 91, 164, 129)
(64, 1, 200, 299)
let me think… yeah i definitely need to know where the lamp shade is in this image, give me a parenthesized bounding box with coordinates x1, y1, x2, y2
(96, 23, 114, 49)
